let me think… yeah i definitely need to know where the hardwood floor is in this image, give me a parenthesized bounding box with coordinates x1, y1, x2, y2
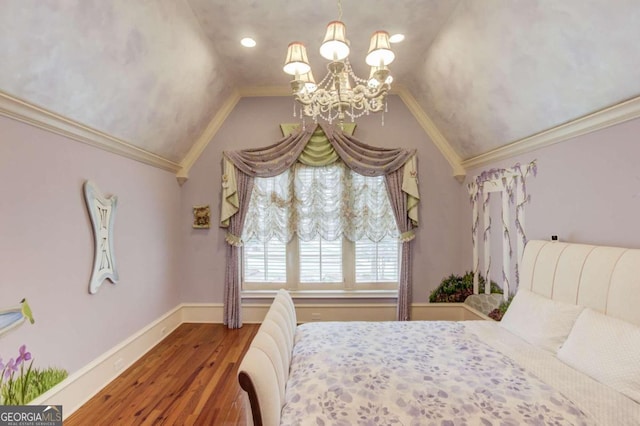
(65, 323, 259, 426)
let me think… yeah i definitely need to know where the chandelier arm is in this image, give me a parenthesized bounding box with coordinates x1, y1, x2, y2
(353, 83, 390, 100)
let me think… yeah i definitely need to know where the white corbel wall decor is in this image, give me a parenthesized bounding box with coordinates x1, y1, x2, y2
(84, 181, 119, 294)
(468, 161, 537, 300)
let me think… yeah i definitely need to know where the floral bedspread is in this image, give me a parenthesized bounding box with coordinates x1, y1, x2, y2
(280, 321, 593, 426)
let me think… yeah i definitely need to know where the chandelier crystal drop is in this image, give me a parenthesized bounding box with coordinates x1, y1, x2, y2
(283, 0, 395, 124)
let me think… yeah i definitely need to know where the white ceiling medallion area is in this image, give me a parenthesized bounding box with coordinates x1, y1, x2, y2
(3, 89, 640, 185)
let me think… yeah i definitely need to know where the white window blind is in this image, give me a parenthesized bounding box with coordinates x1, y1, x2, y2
(355, 236, 399, 282)
(243, 238, 287, 282)
(299, 236, 343, 283)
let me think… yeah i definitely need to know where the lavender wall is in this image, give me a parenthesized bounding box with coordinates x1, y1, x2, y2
(3, 91, 636, 375)
(466, 116, 640, 288)
(0, 116, 181, 374)
(179, 95, 470, 304)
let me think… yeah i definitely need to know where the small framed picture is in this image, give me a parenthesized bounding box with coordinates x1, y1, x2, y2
(193, 205, 211, 229)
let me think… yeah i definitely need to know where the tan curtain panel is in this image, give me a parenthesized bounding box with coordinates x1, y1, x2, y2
(219, 124, 420, 328)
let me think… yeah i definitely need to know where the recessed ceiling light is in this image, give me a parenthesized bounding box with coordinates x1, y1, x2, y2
(241, 37, 256, 48)
(389, 34, 405, 43)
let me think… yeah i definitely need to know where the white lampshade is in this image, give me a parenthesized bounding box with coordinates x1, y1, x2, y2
(319, 21, 350, 61)
(368, 65, 393, 86)
(299, 71, 317, 93)
(283, 42, 311, 76)
(366, 31, 395, 66)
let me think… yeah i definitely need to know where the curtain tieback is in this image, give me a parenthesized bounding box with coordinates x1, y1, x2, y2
(399, 230, 415, 243)
(225, 232, 243, 247)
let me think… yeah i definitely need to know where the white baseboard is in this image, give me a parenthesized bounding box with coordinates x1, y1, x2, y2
(35, 301, 489, 419)
(180, 303, 224, 323)
(30, 305, 183, 419)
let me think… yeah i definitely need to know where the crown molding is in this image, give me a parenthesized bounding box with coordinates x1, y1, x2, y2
(6, 82, 638, 187)
(461, 95, 640, 170)
(176, 89, 242, 185)
(394, 86, 466, 182)
(0, 91, 180, 173)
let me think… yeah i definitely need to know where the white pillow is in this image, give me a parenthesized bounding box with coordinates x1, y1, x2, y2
(557, 308, 640, 403)
(500, 288, 583, 353)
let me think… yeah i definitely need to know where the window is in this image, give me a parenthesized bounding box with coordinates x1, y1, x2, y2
(243, 238, 287, 283)
(355, 236, 399, 282)
(242, 162, 399, 292)
(299, 236, 343, 283)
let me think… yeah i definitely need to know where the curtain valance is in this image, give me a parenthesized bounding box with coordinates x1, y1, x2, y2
(224, 127, 314, 178)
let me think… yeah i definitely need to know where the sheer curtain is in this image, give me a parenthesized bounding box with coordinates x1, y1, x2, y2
(242, 161, 398, 244)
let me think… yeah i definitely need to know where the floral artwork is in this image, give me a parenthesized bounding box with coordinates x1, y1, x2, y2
(0, 345, 68, 405)
(468, 161, 537, 297)
(193, 205, 211, 229)
(0, 299, 68, 405)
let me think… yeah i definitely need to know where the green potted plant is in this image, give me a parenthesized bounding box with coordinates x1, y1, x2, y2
(429, 271, 502, 303)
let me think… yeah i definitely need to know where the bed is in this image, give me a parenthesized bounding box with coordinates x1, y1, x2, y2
(238, 240, 640, 425)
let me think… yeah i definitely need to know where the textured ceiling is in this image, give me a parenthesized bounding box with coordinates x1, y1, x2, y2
(0, 0, 232, 163)
(410, 0, 640, 158)
(1, 0, 639, 165)
(185, 0, 459, 87)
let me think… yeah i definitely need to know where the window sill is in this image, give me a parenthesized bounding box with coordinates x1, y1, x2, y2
(241, 289, 398, 300)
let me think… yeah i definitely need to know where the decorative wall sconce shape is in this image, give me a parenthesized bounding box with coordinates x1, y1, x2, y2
(193, 205, 211, 229)
(84, 180, 119, 294)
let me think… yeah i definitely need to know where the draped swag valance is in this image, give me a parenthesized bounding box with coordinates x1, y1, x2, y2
(220, 124, 420, 237)
(219, 123, 420, 328)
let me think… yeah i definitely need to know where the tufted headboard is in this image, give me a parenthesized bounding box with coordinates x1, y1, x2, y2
(520, 240, 640, 327)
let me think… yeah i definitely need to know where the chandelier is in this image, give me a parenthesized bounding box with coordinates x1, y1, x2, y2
(283, 0, 395, 124)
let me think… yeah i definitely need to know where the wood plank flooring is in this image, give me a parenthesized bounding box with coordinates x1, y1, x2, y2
(65, 323, 259, 426)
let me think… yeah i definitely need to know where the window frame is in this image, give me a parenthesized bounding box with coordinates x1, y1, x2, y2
(242, 236, 399, 293)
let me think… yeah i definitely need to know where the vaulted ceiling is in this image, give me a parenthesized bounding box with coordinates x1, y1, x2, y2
(1, 1, 639, 178)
